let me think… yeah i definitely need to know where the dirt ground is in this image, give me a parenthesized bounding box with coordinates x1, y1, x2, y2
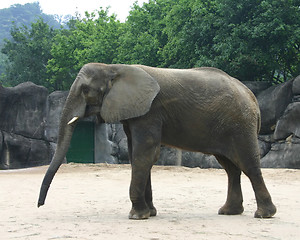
(0, 163, 299, 240)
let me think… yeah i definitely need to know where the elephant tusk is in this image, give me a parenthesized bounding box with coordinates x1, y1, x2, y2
(68, 116, 79, 125)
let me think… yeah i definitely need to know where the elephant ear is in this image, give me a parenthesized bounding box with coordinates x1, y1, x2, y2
(100, 65, 160, 123)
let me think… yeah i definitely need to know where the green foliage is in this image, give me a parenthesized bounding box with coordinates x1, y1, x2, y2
(159, 0, 300, 82)
(115, 0, 170, 66)
(1, 18, 57, 88)
(47, 9, 122, 90)
(116, 0, 299, 82)
(0, 0, 299, 91)
(0, 2, 61, 83)
(207, 0, 300, 82)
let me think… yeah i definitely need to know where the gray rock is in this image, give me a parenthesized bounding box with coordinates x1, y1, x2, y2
(258, 139, 272, 158)
(293, 95, 300, 102)
(274, 102, 300, 140)
(257, 80, 294, 134)
(0, 82, 48, 139)
(94, 123, 117, 164)
(107, 124, 129, 163)
(118, 138, 129, 163)
(110, 141, 119, 158)
(157, 147, 181, 166)
(182, 152, 221, 168)
(109, 124, 127, 143)
(292, 75, 300, 95)
(261, 140, 300, 169)
(258, 134, 275, 143)
(44, 91, 68, 142)
(0, 131, 52, 169)
(28, 137, 53, 167)
(243, 81, 272, 96)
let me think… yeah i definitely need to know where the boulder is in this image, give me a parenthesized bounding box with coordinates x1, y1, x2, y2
(107, 124, 129, 163)
(257, 80, 294, 134)
(258, 138, 272, 158)
(94, 124, 118, 164)
(292, 75, 300, 95)
(0, 82, 58, 169)
(117, 138, 128, 163)
(261, 138, 300, 169)
(156, 146, 222, 168)
(181, 152, 221, 168)
(157, 147, 182, 166)
(44, 91, 68, 142)
(0, 82, 48, 139)
(274, 102, 300, 140)
(243, 81, 272, 96)
(0, 131, 53, 169)
(108, 123, 127, 144)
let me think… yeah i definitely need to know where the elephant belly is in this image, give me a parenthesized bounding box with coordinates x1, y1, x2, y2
(161, 124, 223, 155)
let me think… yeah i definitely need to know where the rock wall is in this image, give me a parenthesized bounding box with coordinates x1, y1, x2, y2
(258, 75, 300, 168)
(0, 83, 55, 169)
(0, 76, 299, 169)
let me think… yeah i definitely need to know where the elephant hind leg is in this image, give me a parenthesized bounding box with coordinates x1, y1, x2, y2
(228, 138, 276, 218)
(215, 155, 244, 215)
(242, 166, 276, 218)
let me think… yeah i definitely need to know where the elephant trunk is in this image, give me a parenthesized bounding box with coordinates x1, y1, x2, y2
(37, 123, 76, 207)
(38, 90, 86, 207)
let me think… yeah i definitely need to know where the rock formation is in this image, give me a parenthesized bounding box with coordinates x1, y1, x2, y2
(0, 82, 54, 169)
(259, 76, 300, 169)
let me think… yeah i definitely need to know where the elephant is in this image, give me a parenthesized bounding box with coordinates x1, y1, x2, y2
(38, 63, 276, 220)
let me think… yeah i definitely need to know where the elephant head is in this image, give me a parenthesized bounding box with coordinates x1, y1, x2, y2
(38, 63, 160, 207)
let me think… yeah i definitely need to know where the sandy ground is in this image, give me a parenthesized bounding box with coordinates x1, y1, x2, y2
(0, 163, 299, 240)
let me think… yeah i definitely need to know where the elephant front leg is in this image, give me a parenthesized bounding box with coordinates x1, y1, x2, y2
(129, 167, 152, 219)
(127, 121, 161, 220)
(145, 173, 157, 217)
(129, 150, 160, 220)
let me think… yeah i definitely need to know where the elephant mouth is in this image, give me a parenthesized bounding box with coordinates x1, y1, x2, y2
(85, 105, 101, 117)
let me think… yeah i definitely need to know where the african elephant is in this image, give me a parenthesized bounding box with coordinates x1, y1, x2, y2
(38, 63, 276, 220)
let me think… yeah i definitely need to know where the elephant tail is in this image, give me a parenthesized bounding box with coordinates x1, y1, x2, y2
(257, 108, 261, 135)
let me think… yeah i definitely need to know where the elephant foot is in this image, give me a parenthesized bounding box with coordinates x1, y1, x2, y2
(254, 204, 276, 218)
(129, 207, 151, 220)
(218, 204, 244, 215)
(150, 206, 157, 217)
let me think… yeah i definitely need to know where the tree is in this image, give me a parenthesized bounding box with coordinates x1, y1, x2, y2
(115, 0, 170, 66)
(1, 0, 298, 89)
(1, 18, 57, 88)
(161, 0, 300, 82)
(47, 9, 122, 90)
(0, 2, 61, 78)
(205, 0, 300, 82)
(161, 0, 217, 68)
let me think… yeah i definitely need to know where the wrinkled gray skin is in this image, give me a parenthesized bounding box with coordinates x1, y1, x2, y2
(38, 63, 276, 219)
